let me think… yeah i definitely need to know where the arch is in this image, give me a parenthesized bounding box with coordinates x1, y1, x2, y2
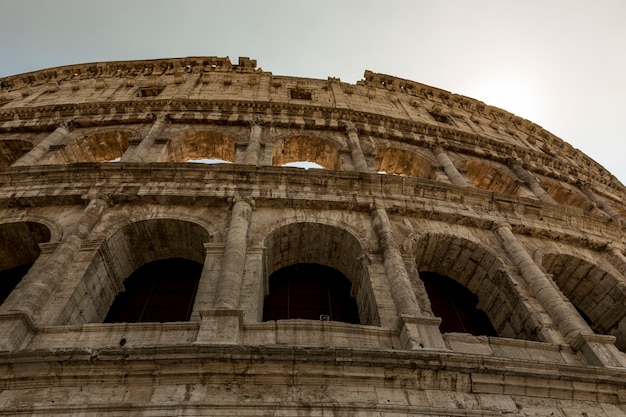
(414, 233, 540, 340)
(0, 139, 30, 167)
(375, 147, 436, 178)
(459, 160, 522, 195)
(0, 221, 51, 306)
(161, 130, 236, 163)
(272, 136, 341, 170)
(540, 180, 595, 211)
(65, 218, 212, 324)
(541, 252, 626, 348)
(419, 271, 497, 336)
(48, 130, 134, 164)
(262, 222, 378, 325)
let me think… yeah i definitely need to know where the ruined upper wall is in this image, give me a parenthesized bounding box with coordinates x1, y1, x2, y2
(0, 56, 622, 195)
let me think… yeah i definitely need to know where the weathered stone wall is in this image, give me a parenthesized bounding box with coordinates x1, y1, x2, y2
(0, 56, 625, 416)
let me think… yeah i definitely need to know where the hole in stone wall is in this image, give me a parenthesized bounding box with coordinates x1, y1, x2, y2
(163, 131, 236, 163)
(272, 136, 341, 170)
(460, 160, 522, 195)
(0, 221, 51, 306)
(0, 140, 31, 167)
(104, 257, 202, 323)
(263, 222, 378, 326)
(420, 271, 497, 336)
(375, 147, 436, 179)
(263, 263, 360, 324)
(49, 130, 133, 164)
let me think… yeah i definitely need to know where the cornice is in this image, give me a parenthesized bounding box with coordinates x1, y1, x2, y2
(0, 163, 619, 251)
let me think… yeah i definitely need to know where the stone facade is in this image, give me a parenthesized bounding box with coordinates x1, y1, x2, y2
(0, 56, 625, 416)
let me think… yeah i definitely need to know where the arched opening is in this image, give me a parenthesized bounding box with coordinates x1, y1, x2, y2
(47, 130, 133, 164)
(420, 271, 497, 336)
(104, 257, 201, 323)
(460, 160, 522, 195)
(375, 147, 435, 178)
(0, 221, 51, 306)
(63, 218, 211, 325)
(263, 222, 377, 325)
(0, 140, 30, 167)
(540, 181, 595, 211)
(542, 253, 626, 350)
(272, 136, 341, 170)
(414, 233, 541, 341)
(161, 130, 236, 163)
(263, 263, 359, 323)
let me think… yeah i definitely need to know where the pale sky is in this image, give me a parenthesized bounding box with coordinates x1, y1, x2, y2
(1, 0, 625, 185)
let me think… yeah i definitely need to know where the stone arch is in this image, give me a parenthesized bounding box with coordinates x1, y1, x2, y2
(375, 147, 436, 178)
(541, 252, 626, 349)
(262, 222, 378, 325)
(459, 160, 523, 195)
(160, 130, 236, 163)
(540, 180, 595, 211)
(272, 135, 341, 170)
(414, 233, 540, 340)
(47, 129, 135, 164)
(66, 218, 212, 324)
(0, 221, 51, 306)
(0, 139, 30, 167)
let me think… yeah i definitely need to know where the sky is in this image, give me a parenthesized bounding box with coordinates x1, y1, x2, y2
(1, 0, 625, 184)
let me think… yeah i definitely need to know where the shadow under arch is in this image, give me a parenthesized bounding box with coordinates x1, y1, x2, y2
(0, 140, 30, 167)
(272, 135, 341, 170)
(64, 218, 212, 325)
(414, 233, 541, 341)
(47, 130, 134, 164)
(460, 160, 523, 195)
(161, 130, 236, 163)
(542, 252, 626, 350)
(0, 221, 51, 306)
(262, 222, 378, 325)
(375, 147, 436, 179)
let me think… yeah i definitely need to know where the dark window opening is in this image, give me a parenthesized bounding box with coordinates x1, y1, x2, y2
(290, 89, 312, 100)
(104, 257, 201, 323)
(428, 111, 452, 124)
(420, 271, 497, 336)
(263, 263, 360, 324)
(137, 87, 165, 97)
(0, 263, 33, 306)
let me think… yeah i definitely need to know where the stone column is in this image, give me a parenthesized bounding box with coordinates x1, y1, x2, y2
(12, 122, 73, 167)
(213, 196, 253, 310)
(432, 145, 472, 187)
(507, 158, 556, 204)
(495, 222, 586, 342)
(578, 181, 623, 220)
(120, 113, 169, 163)
(0, 197, 108, 350)
(242, 120, 263, 166)
(196, 197, 252, 345)
(344, 123, 370, 173)
(371, 200, 445, 349)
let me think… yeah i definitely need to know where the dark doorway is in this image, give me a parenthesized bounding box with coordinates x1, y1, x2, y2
(104, 257, 202, 323)
(420, 271, 497, 336)
(263, 263, 360, 324)
(0, 263, 33, 306)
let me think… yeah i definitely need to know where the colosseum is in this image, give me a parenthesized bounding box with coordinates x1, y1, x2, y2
(0, 56, 625, 416)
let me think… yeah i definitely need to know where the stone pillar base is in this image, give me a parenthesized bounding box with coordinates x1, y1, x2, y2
(0, 313, 35, 351)
(399, 315, 446, 350)
(572, 333, 626, 368)
(194, 309, 244, 345)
